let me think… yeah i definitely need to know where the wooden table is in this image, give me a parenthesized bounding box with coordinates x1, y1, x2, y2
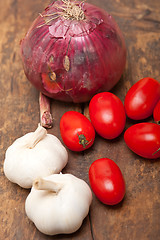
(0, 0, 160, 239)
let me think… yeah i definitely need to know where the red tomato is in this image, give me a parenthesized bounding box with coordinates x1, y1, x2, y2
(89, 92, 126, 139)
(124, 77, 160, 120)
(89, 158, 125, 205)
(153, 100, 160, 124)
(60, 111, 95, 151)
(124, 123, 160, 159)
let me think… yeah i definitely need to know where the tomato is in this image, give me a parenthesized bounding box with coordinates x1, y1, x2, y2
(89, 158, 125, 205)
(124, 123, 160, 159)
(153, 100, 160, 124)
(89, 92, 126, 139)
(124, 77, 160, 120)
(60, 111, 95, 151)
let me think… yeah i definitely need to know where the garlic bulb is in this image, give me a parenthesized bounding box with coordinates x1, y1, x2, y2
(25, 174, 92, 235)
(3, 125, 68, 188)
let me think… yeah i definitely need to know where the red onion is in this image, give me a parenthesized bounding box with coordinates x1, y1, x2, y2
(20, 0, 126, 104)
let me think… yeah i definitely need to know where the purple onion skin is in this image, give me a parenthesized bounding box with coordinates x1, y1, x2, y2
(20, 0, 126, 103)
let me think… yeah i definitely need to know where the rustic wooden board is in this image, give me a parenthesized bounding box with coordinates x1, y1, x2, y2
(0, 0, 160, 239)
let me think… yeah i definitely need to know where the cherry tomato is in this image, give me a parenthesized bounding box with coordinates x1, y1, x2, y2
(89, 92, 126, 139)
(60, 111, 95, 152)
(89, 158, 125, 205)
(153, 100, 160, 124)
(124, 77, 160, 120)
(124, 123, 160, 159)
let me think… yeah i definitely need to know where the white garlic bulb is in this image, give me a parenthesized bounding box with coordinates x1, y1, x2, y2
(3, 125, 68, 188)
(25, 174, 92, 235)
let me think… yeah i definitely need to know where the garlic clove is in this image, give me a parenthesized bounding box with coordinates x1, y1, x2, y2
(3, 125, 68, 188)
(25, 174, 92, 235)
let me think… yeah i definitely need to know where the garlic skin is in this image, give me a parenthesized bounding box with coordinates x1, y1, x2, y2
(3, 125, 68, 188)
(25, 174, 92, 235)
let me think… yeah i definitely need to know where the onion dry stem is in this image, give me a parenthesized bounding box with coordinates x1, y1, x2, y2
(39, 92, 53, 129)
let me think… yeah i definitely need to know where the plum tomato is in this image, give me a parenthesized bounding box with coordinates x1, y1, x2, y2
(89, 92, 126, 139)
(124, 77, 160, 120)
(153, 100, 160, 124)
(89, 158, 125, 205)
(124, 123, 160, 159)
(60, 111, 95, 152)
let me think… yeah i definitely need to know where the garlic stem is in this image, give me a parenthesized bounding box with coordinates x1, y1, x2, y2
(39, 92, 53, 129)
(27, 124, 47, 149)
(33, 178, 62, 193)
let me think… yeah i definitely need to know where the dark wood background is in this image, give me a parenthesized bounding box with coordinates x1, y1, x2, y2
(0, 0, 160, 239)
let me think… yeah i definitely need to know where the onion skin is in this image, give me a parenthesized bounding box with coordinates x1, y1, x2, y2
(20, 0, 126, 103)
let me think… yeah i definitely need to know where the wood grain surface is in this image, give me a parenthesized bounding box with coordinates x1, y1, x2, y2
(0, 0, 160, 239)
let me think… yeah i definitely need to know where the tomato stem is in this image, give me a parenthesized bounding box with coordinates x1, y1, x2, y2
(77, 134, 91, 148)
(152, 147, 160, 155)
